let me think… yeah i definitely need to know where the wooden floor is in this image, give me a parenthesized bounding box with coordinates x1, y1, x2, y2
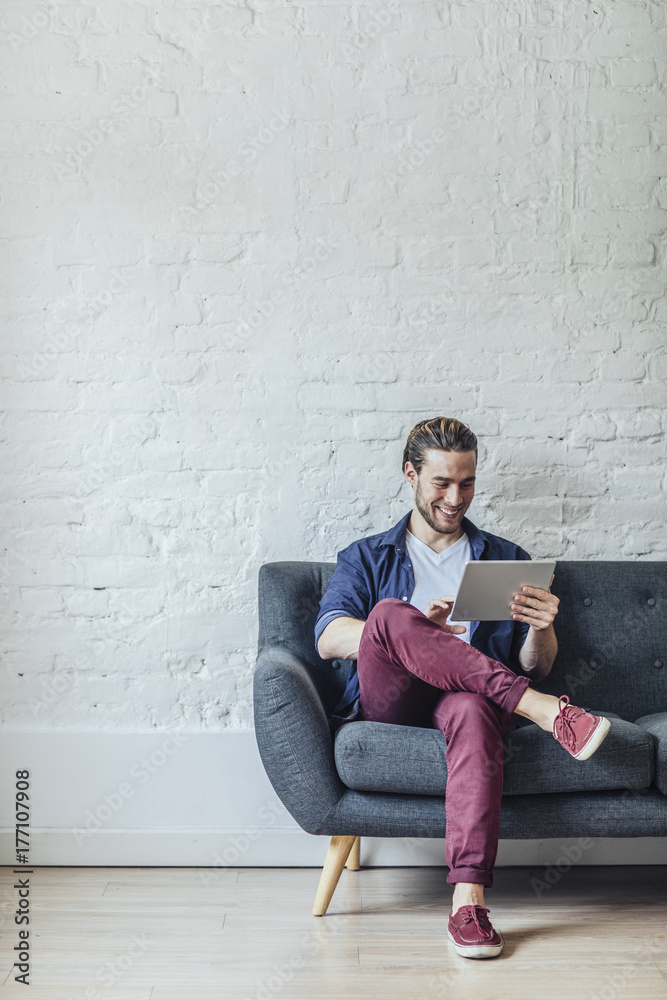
(1, 864, 667, 999)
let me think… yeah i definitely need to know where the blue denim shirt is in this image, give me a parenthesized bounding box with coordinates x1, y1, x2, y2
(314, 510, 532, 727)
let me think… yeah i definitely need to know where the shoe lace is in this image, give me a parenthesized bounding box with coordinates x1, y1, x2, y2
(457, 905, 493, 940)
(554, 696, 583, 749)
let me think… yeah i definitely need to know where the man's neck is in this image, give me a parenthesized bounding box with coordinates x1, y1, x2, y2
(407, 509, 466, 554)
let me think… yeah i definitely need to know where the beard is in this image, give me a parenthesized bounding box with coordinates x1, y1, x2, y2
(414, 479, 466, 535)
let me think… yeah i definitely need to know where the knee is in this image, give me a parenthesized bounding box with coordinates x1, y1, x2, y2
(367, 597, 415, 627)
(433, 692, 500, 733)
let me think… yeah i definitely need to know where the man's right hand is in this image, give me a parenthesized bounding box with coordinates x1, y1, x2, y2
(423, 596, 467, 634)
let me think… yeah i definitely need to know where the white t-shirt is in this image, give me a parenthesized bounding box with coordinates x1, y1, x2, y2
(405, 528, 472, 644)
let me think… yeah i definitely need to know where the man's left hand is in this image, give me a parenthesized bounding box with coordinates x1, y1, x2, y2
(510, 574, 559, 631)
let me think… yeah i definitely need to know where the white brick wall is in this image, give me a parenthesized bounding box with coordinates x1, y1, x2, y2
(0, 1, 665, 732)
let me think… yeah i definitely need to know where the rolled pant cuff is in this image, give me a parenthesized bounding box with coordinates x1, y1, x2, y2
(447, 866, 494, 889)
(499, 671, 531, 716)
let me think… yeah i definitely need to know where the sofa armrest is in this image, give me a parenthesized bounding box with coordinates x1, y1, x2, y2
(634, 712, 667, 795)
(253, 645, 346, 834)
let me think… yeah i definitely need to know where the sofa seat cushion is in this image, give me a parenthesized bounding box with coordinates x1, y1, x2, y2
(634, 713, 667, 795)
(334, 712, 655, 797)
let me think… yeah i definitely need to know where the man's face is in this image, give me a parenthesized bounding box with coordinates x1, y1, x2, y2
(405, 448, 476, 536)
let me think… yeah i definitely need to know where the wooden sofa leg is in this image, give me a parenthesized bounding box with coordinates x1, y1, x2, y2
(312, 835, 357, 916)
(346, 836, 361, 871)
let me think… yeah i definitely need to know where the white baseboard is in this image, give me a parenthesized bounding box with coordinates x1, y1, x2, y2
(3, 829, 666, 869)
(1, 731, 666, 867)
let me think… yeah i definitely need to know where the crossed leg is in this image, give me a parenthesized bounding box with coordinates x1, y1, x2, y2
(356, 598, 532, 892)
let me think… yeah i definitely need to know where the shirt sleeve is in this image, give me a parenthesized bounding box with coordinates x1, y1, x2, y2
(314, 541, 373, 652)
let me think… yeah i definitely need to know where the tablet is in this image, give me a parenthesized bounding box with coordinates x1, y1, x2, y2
(449, 560, 556, 622)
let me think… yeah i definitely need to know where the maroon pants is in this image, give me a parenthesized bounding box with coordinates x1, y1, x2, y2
(357, 598, 532, 889)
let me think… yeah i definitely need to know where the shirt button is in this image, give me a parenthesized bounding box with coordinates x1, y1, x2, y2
(655, 660, 664, 669)
(402, 596, 408, 601)
(647, 598, 656, 607)
(583, 598, 592, 607)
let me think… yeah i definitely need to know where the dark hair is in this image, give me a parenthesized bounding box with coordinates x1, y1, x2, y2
(402, 416, 478, 476)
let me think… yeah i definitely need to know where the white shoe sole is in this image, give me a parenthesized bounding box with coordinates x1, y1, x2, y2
(573, 715, 611, 760)
(447, 928, 504, 959)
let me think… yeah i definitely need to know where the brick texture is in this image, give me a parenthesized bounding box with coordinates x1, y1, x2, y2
(0, 1, 665, 730)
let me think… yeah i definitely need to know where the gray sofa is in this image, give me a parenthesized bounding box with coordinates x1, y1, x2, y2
(253, 560, 667, 911)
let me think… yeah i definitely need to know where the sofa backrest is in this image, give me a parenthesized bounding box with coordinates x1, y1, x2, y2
(257, 560, 666, 722)
(540, 561, 665, 721)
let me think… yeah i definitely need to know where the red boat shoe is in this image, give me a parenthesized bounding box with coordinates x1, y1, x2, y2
(552, 695, 611, 760)
(447, 904, 504, 959)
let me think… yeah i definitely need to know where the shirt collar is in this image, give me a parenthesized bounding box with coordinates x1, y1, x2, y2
(380, 509, 488, 559)
(379, 510, 412, 551)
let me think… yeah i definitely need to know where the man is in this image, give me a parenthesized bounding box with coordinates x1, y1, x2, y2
(314, 416, 610, 959)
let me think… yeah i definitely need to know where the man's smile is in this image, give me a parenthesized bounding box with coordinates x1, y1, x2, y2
(435, 504, 461, 520)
